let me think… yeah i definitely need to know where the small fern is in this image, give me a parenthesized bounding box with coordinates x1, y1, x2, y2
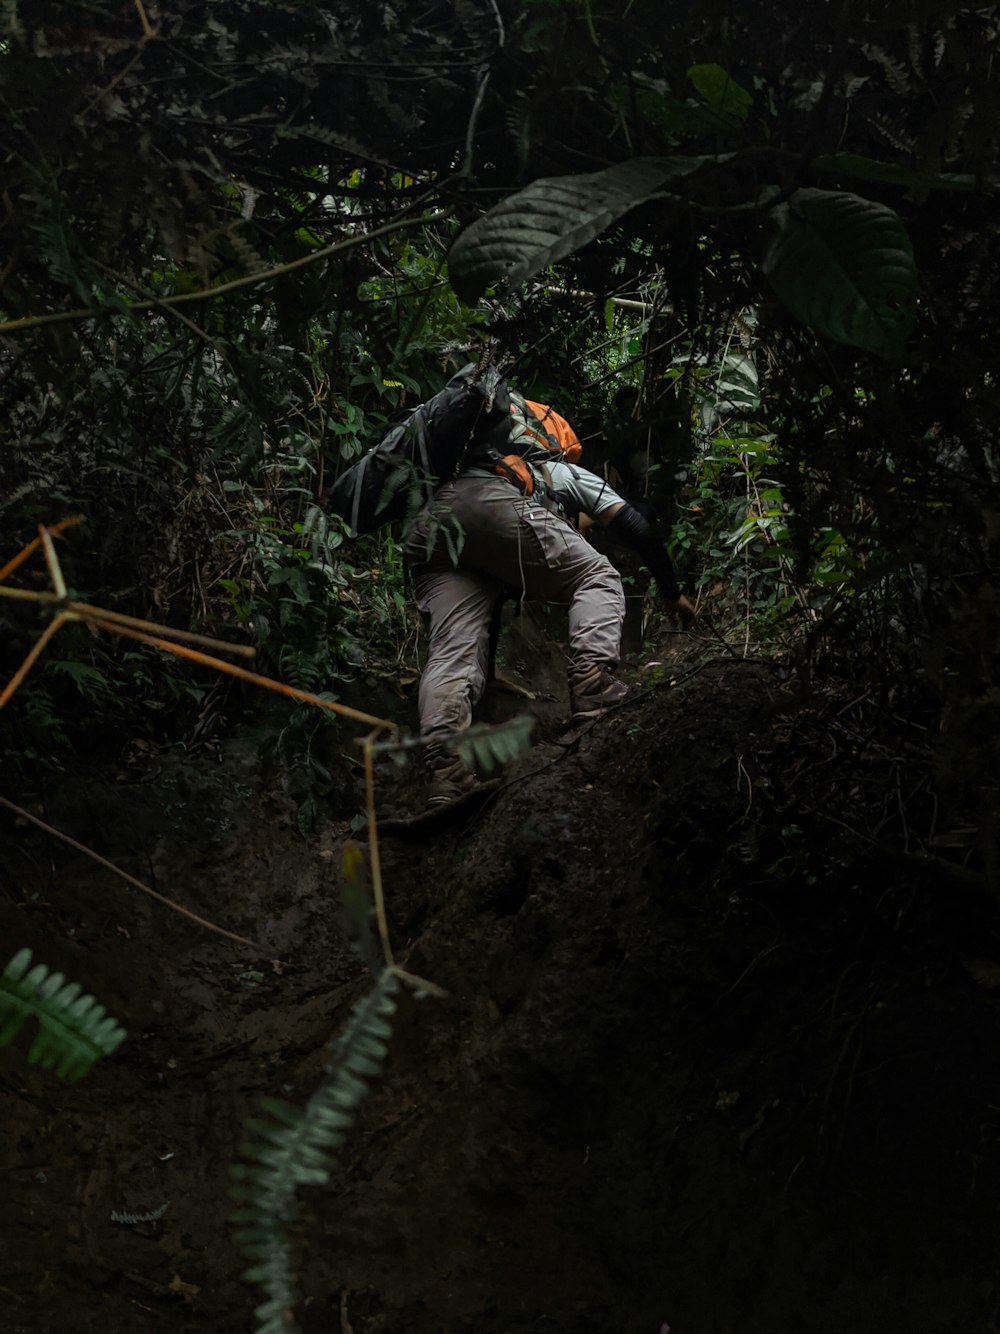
(227, 228, 265, 274)
(861, 42, 913, 97)
(454, 713, 535, 776)
(230, 969, 400, 1334)
(0, 949, 127, 1083)
(111, 1202, 170, 1225)
(299, 120, 389, 168)
(24, 180, 101, 305)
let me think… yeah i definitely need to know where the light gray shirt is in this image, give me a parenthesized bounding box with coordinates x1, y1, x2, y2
(529, 458, 625, 523)
(462, 457, 625, 520)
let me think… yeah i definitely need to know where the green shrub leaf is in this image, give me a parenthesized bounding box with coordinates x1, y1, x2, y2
(812, 152, 979, 194)
(448, 156, 725, 304)
(687, 64, 753, 127)
(762, 189, 918, 361)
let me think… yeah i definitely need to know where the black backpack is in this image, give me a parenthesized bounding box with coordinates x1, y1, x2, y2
(327, 365, 508, 535)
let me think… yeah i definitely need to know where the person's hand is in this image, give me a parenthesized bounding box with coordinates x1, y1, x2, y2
(662, 593, 698, 629)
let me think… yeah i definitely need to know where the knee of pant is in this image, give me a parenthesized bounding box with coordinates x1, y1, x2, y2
(425, 628, 492, 680)
(580, 558, 623, 596)
(423, 681, 474, 735)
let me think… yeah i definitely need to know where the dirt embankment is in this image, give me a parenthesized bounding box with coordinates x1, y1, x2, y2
(3, 654, 1000, 1333)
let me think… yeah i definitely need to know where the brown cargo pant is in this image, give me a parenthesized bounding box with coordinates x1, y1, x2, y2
(404, 476, 625, 742)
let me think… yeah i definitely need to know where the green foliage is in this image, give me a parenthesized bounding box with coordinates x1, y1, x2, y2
(6, 614, 216, 773)
(673, 428, 858, 642)
(453, 172, 917, 361)
(448, 156, 724, 304)
(762, 190, 918, 361)
(45, 657, 115, 698)
(111, 1203, 170, 1226)
(813, 152, 981, 194)
(687, 63, 753, 129)
(219, 506, 356, 694)
(0, 949, 127, 1083)
(659, 318, 867, 643)
(230, 969, 400, 1334)
(260, 704, 341, 838)
(454, 714, 536, 775)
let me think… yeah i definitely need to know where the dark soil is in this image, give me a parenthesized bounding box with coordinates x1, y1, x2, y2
(3, 622, 1000, 1334)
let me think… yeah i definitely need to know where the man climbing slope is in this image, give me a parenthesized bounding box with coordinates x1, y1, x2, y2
(403, 376, 697, 806)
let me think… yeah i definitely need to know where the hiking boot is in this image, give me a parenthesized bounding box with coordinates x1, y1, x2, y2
(569, 666, 628, 723)
(425, 744, 478, 809)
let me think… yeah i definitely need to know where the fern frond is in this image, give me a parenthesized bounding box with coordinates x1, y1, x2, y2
(111, 1202, 170, 1225)
(906, 25, 924, 81)
(228, 227, 269, 276)
(454, 0, 503, 53)
(943, 98, 975, 160)
(296, 121, 392, 169)
(454, 713, 535, 775)
(861, 43, 913, 97)
(0, 481, 37, 514)
(866, 113, 915, 155)
(230, 970, 400, 1334)
(23, 186, 99, 305)
(711, 347, 760, 422)
(932, 27, 948, 70)
(0, 949, 127, 1083)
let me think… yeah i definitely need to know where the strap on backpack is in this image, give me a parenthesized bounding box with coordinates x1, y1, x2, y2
(489, 450, 535, 496)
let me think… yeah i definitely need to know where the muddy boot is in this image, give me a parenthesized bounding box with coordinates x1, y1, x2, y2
(568, 664, 628, 723)
(425, 742, 478, 809)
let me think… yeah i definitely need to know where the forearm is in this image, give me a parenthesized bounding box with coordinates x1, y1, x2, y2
(602, 503, 681, 600)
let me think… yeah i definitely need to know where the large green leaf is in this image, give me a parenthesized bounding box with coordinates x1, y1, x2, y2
(813, 152, 978, 194)
(762, 189, 918, 361)
(687, 64, 753, 128)
(448, 156, 723, 305)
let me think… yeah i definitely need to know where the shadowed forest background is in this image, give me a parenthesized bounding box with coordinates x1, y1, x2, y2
(1, 2, 999, 1332)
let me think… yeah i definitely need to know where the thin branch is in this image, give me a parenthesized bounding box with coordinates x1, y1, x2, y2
(67, 602, 256, 659)
(38, 526, 67, 600)
(361, 734, 394, 967)
(0, 587, 61, 604)
(78, 613, 397, 730)
(0, 527, 399, 958)
(541, 285, 671, 316)
(0, 523, 394, 728)
(133, 0, 155, 38)
(94, 261, 221, 351)
(461, 67, 493, 178)
(485, 0, 507, 49)
(0, 517, 83, 583)
(0, 614, 69, 709)
(0, 209, 450, 337)
(74, 40, 151, 127)
(388, 965, 448, 999)
(0, 796, 257, 948)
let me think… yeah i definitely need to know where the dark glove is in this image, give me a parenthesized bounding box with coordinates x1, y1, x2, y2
(661, 592, 699, 628)
(604, 503, 681, 602)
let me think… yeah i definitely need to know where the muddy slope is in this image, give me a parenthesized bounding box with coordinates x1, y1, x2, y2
(3, 660, 1000, 1334)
